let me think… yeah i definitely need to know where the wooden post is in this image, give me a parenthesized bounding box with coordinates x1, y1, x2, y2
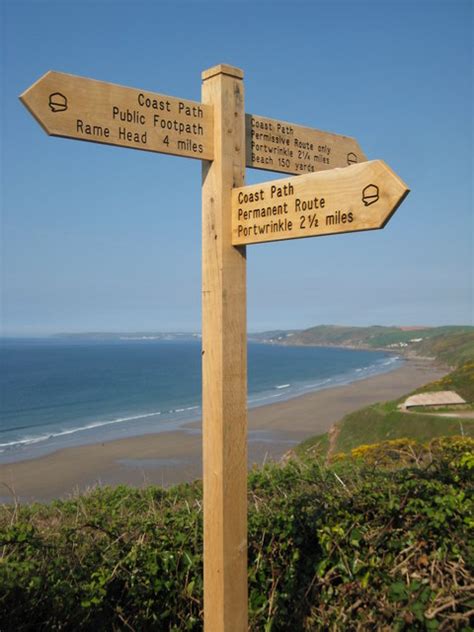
(201, 64, 247, 631)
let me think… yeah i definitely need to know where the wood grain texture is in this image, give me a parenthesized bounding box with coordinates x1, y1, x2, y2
(246, 112, 367, 175)
(201, 64, 248, 631)
(232, 160, 409, 245)
(20, 71, 213, 160)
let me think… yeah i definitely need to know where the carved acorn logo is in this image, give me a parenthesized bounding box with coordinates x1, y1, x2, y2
(362, 184, 379, 206)
(48, 92, 68, 113)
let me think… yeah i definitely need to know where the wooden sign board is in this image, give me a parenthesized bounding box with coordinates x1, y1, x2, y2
(20, 71, 213, 160)
(232, 160, 409, 245)
(246, 113, 366, 175)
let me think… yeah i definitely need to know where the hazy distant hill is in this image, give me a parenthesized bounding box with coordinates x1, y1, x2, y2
(53, 332, 201, 341)
(248, 330, 300, 343)
(255, 324, 474, 356)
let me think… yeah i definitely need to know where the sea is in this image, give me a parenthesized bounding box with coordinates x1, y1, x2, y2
(0, 338, 402, 464)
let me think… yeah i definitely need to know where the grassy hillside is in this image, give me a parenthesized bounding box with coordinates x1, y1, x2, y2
(297, 356, 474, 462)
(413, 360, 474, 402)
(298, 406, 474, 462)
(332, 402, 473, 457)
(0, 437, 472, 631)
(415, 333, 474, 367)
(259, 325, 474, 358)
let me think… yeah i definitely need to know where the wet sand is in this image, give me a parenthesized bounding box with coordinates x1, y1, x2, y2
(0, 357, 447, 503)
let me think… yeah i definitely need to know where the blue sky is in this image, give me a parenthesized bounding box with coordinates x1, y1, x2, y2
(1, 0, 472, 335)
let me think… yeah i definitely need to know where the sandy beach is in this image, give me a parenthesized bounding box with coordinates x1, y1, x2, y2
(0, 357, 447, 503)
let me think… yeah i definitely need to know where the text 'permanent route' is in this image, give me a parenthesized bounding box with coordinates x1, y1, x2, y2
(232, 160, 409, 245)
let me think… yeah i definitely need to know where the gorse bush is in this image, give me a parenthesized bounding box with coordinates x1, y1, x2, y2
(0, 437, 472, 631)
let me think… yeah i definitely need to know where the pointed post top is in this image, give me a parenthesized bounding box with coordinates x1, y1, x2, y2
(202, 64, 244, 82)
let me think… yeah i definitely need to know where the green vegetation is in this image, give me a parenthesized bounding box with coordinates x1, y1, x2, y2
(296, 405, 474, 462)
(1, 437, 473, 631)
(297, 353, 474, 462)
(331, 403, 473, 457)
(415, 334, 474, 368)
(265, 325, 474, 353)
(413, 360, 474, 402)
(297, 432, 330, 459)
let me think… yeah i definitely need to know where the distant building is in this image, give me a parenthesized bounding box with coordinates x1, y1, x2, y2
(400, 391, 466, 411)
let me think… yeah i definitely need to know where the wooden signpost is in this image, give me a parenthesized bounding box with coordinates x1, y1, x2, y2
(201, 65, 248, 631)
(246, 113, 367, 175)
(20, 71, 214, 160)
(232, 160, 409, 245)
(20, 64, 409, 632)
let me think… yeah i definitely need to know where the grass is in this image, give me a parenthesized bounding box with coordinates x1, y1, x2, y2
(416, 334, 474, 367)
(296, 408, 474, 462)
(297, 361, 474, 461)
(294, 432, 330, 459)
(412, 360, 474, 401)
(333, 405, 473, 455)
(414, 404, 474, 414)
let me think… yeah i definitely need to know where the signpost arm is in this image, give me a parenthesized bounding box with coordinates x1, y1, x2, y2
(201, 64, 247, 631)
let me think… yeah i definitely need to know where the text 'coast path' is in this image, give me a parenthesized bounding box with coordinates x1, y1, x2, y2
(246, 113, 367, 175)
(20, 71, 214, 160)
(232, 160, 409, 245)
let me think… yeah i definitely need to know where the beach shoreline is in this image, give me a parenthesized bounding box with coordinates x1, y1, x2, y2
(0, 356, 447, 503)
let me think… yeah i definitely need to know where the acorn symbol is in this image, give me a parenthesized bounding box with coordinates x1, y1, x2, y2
(362, 184, 379, 206)
(48, 92, 68, 113)
(347, 152, 358, 165)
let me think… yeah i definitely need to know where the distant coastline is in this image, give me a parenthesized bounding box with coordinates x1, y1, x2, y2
(39, 323, 473, 355)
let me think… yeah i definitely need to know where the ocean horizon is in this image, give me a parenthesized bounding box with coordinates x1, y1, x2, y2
(0, 338, 402, 464)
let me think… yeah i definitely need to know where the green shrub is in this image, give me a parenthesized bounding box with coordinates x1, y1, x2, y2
(0, 438, 472, 631)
